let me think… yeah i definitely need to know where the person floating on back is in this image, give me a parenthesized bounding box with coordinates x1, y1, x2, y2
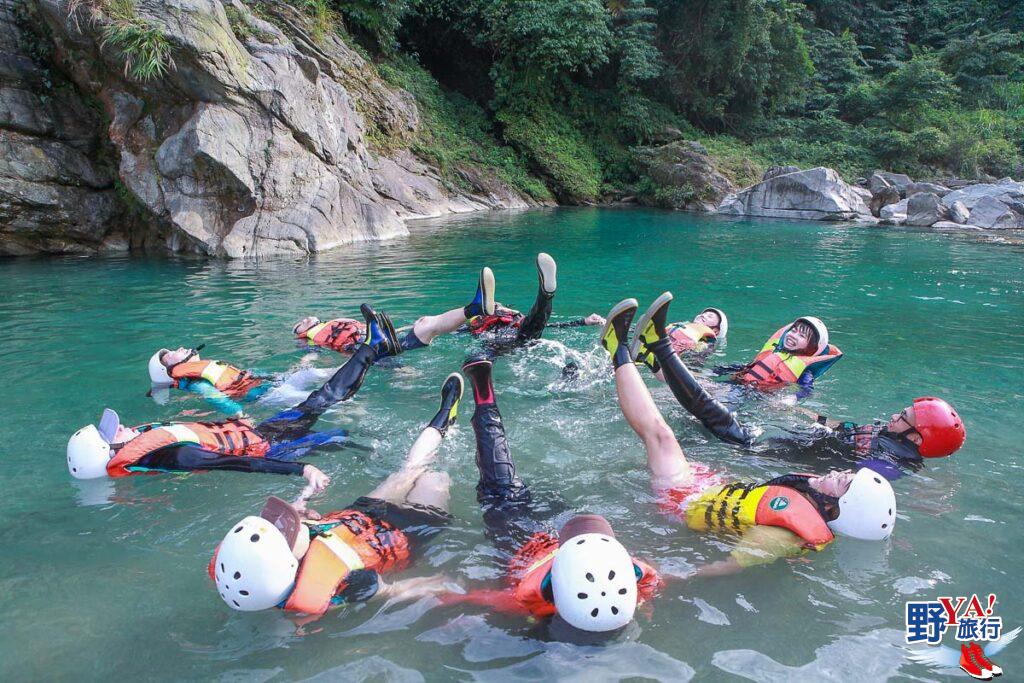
(292, 267, 498, 354)
(66, 305, 402, 492)
(210, 372, 463, 620)
(600, 296, 896, 578)
(147, 346, 271, 417)
(632, 304, 728, 374)
(443, 358, 663, 635)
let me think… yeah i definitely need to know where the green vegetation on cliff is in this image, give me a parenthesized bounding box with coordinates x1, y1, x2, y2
(294, 0, 1024, 197)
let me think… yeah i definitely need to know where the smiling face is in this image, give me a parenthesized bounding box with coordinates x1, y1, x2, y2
(161, 347, 192, 367)
(808, 469, 856, 498)
(887, 405, 923, 446)
(782, 321, 816, 352)
(694, 309, 722, 333)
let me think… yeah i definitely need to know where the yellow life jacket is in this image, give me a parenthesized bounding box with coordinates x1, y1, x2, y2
(684, 481, 834, 549)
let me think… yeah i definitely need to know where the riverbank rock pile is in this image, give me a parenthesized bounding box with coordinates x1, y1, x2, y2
(717, 167, 872, 221)
(869, 172, 1024, 230)
(0, 0, 535, 257)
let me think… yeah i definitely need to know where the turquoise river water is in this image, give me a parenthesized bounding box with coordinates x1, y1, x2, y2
(1, 208, 1022, 681)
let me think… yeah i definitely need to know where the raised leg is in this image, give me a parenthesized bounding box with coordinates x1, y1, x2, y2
(515, 253, 556, 342)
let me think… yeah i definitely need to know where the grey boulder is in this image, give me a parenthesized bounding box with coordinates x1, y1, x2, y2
(873, 171, 913, 197)
(869, 186, 901, 217)
(942, 181, 1024, 211)
(948, 201, 970, 224)
(906, 181, 950, 197)
(879, 198, 908, 221)
(969, 195, 1020, 229)
(905, 192, 949, 227)
(718, 167, 870, 221)
(763, 165, 801, 181)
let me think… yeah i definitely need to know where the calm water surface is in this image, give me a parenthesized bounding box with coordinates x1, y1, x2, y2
(1, 208, 1022, 681)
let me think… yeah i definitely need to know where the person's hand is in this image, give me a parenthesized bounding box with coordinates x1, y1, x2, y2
(381, 574, 460, 602)
(302, 465, 330, 494)
(584, 313, 606, 326)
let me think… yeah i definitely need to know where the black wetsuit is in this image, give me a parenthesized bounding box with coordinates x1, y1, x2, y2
(128, 344, 378, 476)
(463, 360, 565, 556)
(646, 337, 922, 479)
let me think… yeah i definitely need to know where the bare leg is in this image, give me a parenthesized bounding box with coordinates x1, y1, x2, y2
(405, 470, 451, 510)
(365, 426, 443, 503)
(410, 307, 469, 345)
(615, 362, 691, 489)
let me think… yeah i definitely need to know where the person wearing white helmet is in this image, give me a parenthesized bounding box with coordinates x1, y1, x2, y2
(148, 345, 271, 417)
(442, 358, 663, 634)
(600, 297, 896, 579)
(67, 306, 404, 488)
(210, 372, 464, 617)
(632, 304, 729, 373)
(293, 268, 498, 355)
(722, 314, 844, 398)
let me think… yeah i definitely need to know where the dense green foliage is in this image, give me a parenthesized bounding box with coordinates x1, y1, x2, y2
(315, 0, 1024, 198)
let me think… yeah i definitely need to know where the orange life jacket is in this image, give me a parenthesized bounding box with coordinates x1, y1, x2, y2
(301, 319, 365, 353)
(733, 325, 843, 389)
(684, 479, 834, 549)
(107, 420, 269, 477)
(170, 360, 264, 398)
(468, 311, 522, 335)
(283, 509, 412, 615)
(667, 322, 717, 354)
(508, 532, 662, 618)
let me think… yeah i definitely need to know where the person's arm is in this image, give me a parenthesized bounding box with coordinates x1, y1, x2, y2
(136, 446, 332, 494)
(795, 371, 815, 400)
(689, 527, 808, 578)
(712, 363, 747, 376)
(374, 574, 459, 604)
(186, 380, 246, 417)
(548, 313, 606, 328)
(789, 404, 843, 430)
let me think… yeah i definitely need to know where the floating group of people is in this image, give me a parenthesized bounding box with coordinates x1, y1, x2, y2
(65, 253, 967, 636)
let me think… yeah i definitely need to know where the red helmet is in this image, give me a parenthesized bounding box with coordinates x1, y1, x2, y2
(912, 397, 965, 457)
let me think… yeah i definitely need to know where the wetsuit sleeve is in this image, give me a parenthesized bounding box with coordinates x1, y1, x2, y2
(795, 371, 815, 400)
(186, 379, 245, 417)
(547, 319, 588, 328)
(713, 363, 747, 376)
(136, 445, 305, 475)
(730, 526, 807, 568)
(334, 569, 380, 603)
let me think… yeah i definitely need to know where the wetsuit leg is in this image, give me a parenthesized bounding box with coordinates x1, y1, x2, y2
(515, 289, 554, 342)
(649, 338, 754, 446)
(257, 344, 377, 443)
(463, 359, 539, 556)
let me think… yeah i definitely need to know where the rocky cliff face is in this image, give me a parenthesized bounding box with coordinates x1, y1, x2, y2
(1, 0, 534, 257)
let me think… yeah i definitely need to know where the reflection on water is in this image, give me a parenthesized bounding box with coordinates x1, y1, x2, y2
(1, 208, 1022, 680)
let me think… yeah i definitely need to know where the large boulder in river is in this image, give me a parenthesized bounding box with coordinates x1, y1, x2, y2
(905, 192, 949, 227)
(873, 171, 913, 197)
(968, 195, 1020, 229)
(718, 167, 870, 220)
(869, 186, 901, 217)
(632, 141, 735, 212)
(906, 181, 950, 197)
(941, 181, 1024, 212)
(948, 201, 970, 224)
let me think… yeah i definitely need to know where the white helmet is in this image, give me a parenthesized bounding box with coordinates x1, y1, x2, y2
(700, 307, 729, 338)
(214, 516, 298, 611)
(67, 424, 112, 479)
(551, 533, 638, 632)
(149, 349, 172, 385)
(828, 468, 897, 541)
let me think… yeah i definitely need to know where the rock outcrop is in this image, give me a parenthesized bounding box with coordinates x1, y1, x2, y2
(631, 141, 735, 212)
(718, 167, 870, 221)
(905, 192, 949, 227)
(763, 165, 800, 181)
(2, 0, 537, 257)
(869, 185, 900, 218)
(872, 171, 912, 197)
(948, 200, 970, 224)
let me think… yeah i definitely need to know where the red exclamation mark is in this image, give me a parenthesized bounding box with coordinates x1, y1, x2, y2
(987, 593, 997, 615)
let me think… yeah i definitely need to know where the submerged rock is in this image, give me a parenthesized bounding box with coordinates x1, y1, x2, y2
(718, 167, 870, 221)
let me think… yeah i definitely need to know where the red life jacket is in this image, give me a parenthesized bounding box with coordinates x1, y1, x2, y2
(107, 420, 269, 477)
(283, 509, 411, 615)
(170, 359, 263, 398)
(667, 322, 717, 354)
(733, 325, 843, 389)
(508, 532, 662, 618)
(468, 311, 523, 336)
(300, 319, 365, 353)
